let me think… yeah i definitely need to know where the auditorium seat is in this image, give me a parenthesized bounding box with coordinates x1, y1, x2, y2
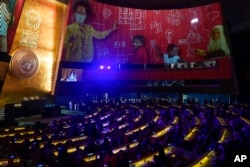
(0, 99, 249, 167)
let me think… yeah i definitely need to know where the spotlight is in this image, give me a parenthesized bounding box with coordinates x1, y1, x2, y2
(107, 66, 111, 70)
(99, 65, 104, 70)
(191, 18, 199, 24)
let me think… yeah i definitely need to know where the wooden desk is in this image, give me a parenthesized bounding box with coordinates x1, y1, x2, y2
(188, 150, 216, 167)
(218, 128, 231, 143)
(184, 127, 200, 142)
(129, 146, 176, 167)
(151, 126, 173, 138)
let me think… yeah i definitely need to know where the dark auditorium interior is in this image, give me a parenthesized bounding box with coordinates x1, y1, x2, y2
(0, 0, 249, 167)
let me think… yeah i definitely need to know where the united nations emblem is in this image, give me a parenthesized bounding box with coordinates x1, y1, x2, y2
(10, 48, 39, 79)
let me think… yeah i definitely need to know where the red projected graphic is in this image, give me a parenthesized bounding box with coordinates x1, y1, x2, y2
(61, 0, 232, 81)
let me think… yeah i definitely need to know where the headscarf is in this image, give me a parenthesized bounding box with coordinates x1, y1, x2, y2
(208, 25, 230, 55)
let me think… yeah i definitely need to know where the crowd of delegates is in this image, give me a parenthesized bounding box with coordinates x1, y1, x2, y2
(0, 97, 249, 167)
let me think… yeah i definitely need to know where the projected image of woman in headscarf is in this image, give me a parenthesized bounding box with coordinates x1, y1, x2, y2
(195, 25, 230, 58)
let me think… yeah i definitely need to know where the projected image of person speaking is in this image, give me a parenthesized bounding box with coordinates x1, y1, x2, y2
(63, 1, 117, 63)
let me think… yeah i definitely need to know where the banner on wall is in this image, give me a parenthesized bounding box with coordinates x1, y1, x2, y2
(0, 0, 24, 53)
(61, 0, 231, 65)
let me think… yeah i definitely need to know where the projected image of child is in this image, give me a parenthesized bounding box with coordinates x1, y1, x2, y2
(131, 34, 149, 64)
(151, 44, 184, 86)
(164, 44, 184, 65)
(163, 44, 184, 86)
(195, 24, 230, 58)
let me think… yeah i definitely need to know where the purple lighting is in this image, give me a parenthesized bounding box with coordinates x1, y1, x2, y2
(99, 65, 104, 70)
(99, 65, 111, 70)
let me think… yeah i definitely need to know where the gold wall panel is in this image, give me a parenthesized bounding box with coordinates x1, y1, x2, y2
(0, 0, 68, 105)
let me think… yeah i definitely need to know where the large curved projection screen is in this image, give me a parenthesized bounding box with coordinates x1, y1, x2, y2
(61, 0, 232, 81)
